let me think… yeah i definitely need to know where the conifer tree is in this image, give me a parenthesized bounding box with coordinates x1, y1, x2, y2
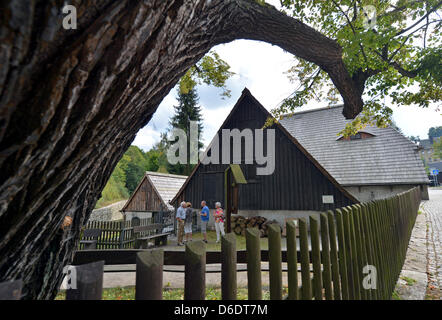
(169, 88, 204, 175)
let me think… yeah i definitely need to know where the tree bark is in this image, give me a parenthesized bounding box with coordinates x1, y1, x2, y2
(0, 0, 364, 299)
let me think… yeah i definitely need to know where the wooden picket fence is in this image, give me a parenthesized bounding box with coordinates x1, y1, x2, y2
(79, 218, 154, 250)
(68, 187, 421, 300)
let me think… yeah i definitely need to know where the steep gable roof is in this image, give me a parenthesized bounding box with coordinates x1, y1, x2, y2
(279, 106, 429, 185)
(122, 171, 187, 211)
(171, 88, 359, 204)
(147, 172, 187, 209)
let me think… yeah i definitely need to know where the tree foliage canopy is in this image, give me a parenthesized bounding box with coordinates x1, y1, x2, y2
(428, 125, 442, 141)
(179, 51, 234, 98)
(273, 0, 441, 136)
(96, 146, 155, 208)
(433, 137, 442, 159)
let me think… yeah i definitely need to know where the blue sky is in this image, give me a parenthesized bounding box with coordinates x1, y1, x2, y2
(132, 1, 441, 152)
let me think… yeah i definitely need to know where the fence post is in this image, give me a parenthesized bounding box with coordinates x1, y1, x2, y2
(135, 250, 164, 300)
(268, 224, 283, 300)
(286, 220, 299, 300)
(372, 201, 387, 299)
(0, 280, 22, 300)
(66, 261, 104, 300)
(309, 216, 323, 300)
(221, 233, 237, 300)
(341, 208, 355, 299)
(320, 213, 333, 300)
(385, 198, 396, 298)
(184, 241, 206, 300)
(335, 209, 349, 300)
(367, 201, 382, 299)
(119, 220, 125, 249)
(246, 228, 262, 300)
(347, 207, 361, 300)
(353, 205, 368, 300)
(298, 217, 312, 300)
(360, 203, 376, 299)
(327, 210, 341, 300)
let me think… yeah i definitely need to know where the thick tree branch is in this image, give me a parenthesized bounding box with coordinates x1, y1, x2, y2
(225, 0, 364, 118)
(373, 49, 418, 78)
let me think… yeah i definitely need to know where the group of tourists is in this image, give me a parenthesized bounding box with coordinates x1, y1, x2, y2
(176, 200, 226, 246)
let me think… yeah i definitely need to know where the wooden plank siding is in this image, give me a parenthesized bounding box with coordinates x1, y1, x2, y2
(123, 176, 165, 212)
(174, 89, 356, 211)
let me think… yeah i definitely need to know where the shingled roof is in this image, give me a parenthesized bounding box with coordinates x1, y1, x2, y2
(122, 171, 187, 212)
(279, 105, 429, 186)
(145, 172, 187, 210)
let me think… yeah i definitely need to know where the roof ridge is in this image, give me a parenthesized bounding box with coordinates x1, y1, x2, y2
(280, 104, 344, 118)
(145, 171, 187, 179)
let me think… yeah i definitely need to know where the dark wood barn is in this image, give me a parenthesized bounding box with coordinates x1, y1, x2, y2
(171, 88, 358, 228)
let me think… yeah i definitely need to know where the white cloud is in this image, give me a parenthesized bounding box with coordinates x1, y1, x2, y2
(200, 104, 232, 148)
(391, 104, 441, 139)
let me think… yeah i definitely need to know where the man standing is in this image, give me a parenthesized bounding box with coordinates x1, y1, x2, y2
(200, 200, 209, 243)
(176, 201, 186, 246)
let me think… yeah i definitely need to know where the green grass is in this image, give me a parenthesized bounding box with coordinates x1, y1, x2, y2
(56, 286, 281, 300)
(392, 290, 401, 300)
(400, 276, 417, 286)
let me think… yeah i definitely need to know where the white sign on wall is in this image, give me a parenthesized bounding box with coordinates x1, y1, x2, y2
(322, 195, 334, 204)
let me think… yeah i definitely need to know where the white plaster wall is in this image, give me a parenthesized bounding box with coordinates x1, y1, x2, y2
(124, 211, 152, 221)
(344, 184, 427, 202)
(89, 200, 125, 221)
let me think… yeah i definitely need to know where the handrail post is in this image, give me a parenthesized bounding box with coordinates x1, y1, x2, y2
(320, 213, 333, 300)
(310, 216, 323, 300)
(246, 228, 262, 300)
(268, 224, 283, 300)
(66, 261, 104, 300)
(184, 241, 206, 300)
(136, 250, 164, 300)
(298, 217, 312, 300)
(286, 220, 299, 300)
(0, 280, 22, 300)
(221, 233, 237, 300)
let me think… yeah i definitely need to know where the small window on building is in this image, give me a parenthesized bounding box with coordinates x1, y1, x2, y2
(322, 195, 334, 204)
(337, 131, 375, 141)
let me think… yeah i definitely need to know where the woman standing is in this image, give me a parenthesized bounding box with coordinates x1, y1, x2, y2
(214, 202, 225, 243)
(184, 202, 193, 242)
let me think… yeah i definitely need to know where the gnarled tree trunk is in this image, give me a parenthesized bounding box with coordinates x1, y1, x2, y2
(0, 0, 363, 299)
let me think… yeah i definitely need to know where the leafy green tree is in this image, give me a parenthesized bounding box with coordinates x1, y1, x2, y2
(179, 51, 234, 98)
(95, 164, 130, 208)
(433, 136, 442, 159)
(271, 0, 441, 136)
(428, 126, 442, 143)
(122, 146, 149, 194)
(145, 132, 170, 173)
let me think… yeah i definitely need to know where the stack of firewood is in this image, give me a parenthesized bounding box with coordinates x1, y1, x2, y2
(230, 215, 279, 237)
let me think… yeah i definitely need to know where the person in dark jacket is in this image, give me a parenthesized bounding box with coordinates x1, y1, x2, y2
(184, 202, 193, 242)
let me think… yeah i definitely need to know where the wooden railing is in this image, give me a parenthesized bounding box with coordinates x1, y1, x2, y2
(79, 218, 154, 250)
(68, 187, 421, 300)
